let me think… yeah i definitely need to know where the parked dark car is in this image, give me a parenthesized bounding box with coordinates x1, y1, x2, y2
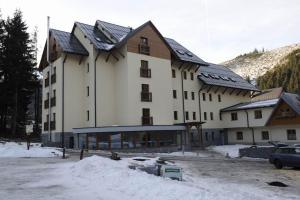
(269, 147, 300, 169)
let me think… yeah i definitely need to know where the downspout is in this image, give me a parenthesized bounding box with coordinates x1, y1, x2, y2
(180, 70, 185, 123)
(94, 52, 100, 127)
(61, 55, 67, 148)
(47, 16, 52, 142)
(198, 84, 204, 147)
(245, 110, 255, 145)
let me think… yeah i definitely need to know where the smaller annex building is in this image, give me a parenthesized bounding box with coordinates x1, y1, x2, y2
(221, 88, 300, 145)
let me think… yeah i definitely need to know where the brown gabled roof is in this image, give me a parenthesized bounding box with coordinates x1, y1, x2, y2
(251, 87, 283, 102)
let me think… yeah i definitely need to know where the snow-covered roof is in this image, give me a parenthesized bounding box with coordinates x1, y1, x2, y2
(221, 98, 279, 112)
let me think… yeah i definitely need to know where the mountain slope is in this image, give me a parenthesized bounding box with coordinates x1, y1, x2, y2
(256, 48, 300, 93)
(222, 44, 300, 79)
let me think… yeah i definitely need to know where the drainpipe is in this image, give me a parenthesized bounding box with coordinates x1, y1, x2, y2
(94, 52, 100, 127)
(198, 84, 204, 147)
(245, 110, 255, 145)
(61, 55, 67, 148)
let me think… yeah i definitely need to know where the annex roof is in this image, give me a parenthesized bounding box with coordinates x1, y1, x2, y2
(50, 29, 88, 56)
(251, 87, 283, 102)
(281, 92, 300, 115)
(198, 63, 259, 91)
(221, 98, 279, 112)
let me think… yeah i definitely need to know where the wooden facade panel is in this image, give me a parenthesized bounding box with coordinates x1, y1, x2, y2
(127, 24, 171, 60)
(268, 102, 300, 126)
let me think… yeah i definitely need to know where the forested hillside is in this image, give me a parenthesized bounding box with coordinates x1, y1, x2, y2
(256, 49, 300, 93)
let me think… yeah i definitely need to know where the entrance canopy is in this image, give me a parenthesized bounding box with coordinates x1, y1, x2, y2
(73, 125, 186, 134)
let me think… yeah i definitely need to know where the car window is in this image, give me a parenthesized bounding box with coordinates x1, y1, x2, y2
(296, 149, 300, 154)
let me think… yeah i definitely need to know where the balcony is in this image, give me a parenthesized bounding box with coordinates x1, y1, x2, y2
(44, 122, 49, 131)
(45, 77, 49, 87)
(44, 99, 49, 109)
(139, 44, 150, 55)
(51, 97, 56, 107)
(140, 68, 151, 78)
(142, 116, 153, 125)
(51, 74, 56, 84)
(141, 92, 152, 102)
(50, 121, 56, 130)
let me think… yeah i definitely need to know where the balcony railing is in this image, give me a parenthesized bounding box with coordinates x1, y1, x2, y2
(44, 122, 49, 131)
(51, 74, 56, 84)
(44, 99, 49, 109)
(50, 121, 56, 130)
(141, 92, 152, 102)
(139, 44, 150, 55)
(140, 68, 151, 78)
(45, 77, 49, 87)
(142, 116, 153, 125)
(51, 97, 56, 107)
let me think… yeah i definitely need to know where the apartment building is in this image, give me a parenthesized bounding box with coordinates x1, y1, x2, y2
(39, 19, 299, 150)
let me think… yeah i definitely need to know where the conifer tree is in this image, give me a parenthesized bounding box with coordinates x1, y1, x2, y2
(2, 10, 37, 137)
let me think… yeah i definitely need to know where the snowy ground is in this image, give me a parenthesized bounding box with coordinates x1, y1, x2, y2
(0, 142, 62, 157)
(0, 153, 299, 200)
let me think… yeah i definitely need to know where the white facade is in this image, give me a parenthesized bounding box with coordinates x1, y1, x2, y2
(40, 20, 300, 147)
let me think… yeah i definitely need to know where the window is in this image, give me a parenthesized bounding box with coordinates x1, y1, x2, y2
(287, 129, 296, 140)
(193, 112, 196, 120)
(190, 72, 194, 80)
(174, 111, 178, 120)
(184, 91, 188, 100)
(219, 112, 222, 120)
(209, 93, 212, 101)
(87, 63, 89, 73)
(53, 67, 56, 74)
(173, 90, 177, 99)
(205, 132, 208, 141)
(183, 71, 187, 80)
(139, 37, 150, 55)
(87, 86, 89, 97)
(141, 84, 152, 102)
(210, 112, 214, 120)
(140, 60, 151, 78)
(142, 108, 152, 125)
(204, 112, 207, 120)
(254, 110, 262, 119)
(53, 89, 56, 97)
(140, 37, 148, 45)
(212, 132, 215, 141)
(53, 113, 56, 121)
(202, 93, 206, 101)
(191, 92, 195, 100)
(231, 112, 238, 121)
(236, 132, 243, 140)
(172, 69, 176, 78)
(218, 94, 221, 102)
(261, 131, 269, 140)
(46, 92, 49, 99)
(46, 114, 49, 122)
(142, 84, 149, 92)
(87, 110, 89, 121)
(185, 111, 189, 120)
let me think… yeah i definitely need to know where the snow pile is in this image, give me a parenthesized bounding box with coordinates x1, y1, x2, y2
(210, 145, 250, 158)
(25, 155, 297, 200)
(0, 142, 62, 157)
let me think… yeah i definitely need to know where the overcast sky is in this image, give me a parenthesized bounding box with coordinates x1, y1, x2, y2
(1, 0, 299, 63)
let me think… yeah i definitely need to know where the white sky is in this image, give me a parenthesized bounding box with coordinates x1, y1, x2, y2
(1, 0, 299, 63)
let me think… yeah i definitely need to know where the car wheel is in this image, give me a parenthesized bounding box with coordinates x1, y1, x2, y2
(274, 160, 283, 169)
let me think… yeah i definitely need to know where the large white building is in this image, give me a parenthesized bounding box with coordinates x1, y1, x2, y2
(39, 20, 300, 150)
